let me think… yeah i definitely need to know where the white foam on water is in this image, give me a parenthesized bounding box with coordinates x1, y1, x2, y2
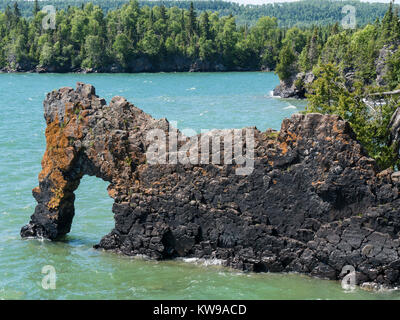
(360, 282, 399, 293)
(283, 105, 297, 110)
(203, 258, 225, 266)
(269, 90, 281, 98)
(186, 87, 196, 91)
(180, 257, 225, 266)
(37, 236, 50, 242)
(161, 96, 175, 102)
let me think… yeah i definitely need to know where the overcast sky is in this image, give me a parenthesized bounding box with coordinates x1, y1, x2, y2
(227, 0, 394, 5)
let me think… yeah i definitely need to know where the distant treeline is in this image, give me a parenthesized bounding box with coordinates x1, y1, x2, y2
(0, 0, 344, 73)
(1, 0, 398, 76)
(0, 0, 396, 27)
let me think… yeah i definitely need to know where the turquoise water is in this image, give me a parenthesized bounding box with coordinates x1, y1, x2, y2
(0, 72, 399, 300)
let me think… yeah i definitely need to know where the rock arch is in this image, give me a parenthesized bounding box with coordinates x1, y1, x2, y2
(21, 82, 400, 288)
(21, 83, 160, 239)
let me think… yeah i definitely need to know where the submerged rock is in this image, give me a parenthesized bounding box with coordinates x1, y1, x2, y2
(21, 82, 400, 288)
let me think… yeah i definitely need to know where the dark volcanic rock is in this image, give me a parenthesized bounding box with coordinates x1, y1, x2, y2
(273, 72, 314, 99)
(375, 43, 400, 86)
(21, 83, 400, 289)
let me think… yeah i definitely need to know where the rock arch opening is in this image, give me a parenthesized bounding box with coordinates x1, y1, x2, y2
(71, 175, 114, 243)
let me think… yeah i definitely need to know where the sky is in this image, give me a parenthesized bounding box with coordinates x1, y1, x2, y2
(227, 0, 394, 5)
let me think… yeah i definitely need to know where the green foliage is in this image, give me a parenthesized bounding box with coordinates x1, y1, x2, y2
(0, 0, 397, 75)
(0, 1, 282, 71)
(305, 64, 400, 170)
(0, 0, 394, 28)
(299, 28, 320, 72)
(83, 35, 104, 68)
(113, 33, 132, 66)
(276, 45, 298, 81)
(386, 46, 400, 90)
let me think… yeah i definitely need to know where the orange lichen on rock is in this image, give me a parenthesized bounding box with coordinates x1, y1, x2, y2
(36, 106, 83, 210)
(38, 118, 69, 182)
(279, 130, 298, 155)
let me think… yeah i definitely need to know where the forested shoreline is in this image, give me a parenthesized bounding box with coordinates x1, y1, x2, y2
(0, 0, 328, 73)
(1, 0, 399, 74)
(0, 0, 394, 27)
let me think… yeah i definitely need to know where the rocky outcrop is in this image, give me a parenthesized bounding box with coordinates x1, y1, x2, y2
(273, 72, 314, 99)
(375, 44, 399, 86)
(21, 83, 400, 289)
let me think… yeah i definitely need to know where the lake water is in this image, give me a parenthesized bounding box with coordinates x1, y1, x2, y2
(0, 72, 398, 299)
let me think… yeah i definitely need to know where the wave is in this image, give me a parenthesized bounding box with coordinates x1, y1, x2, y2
(180, 257, 225, 266)
(269, 90, 281, 98)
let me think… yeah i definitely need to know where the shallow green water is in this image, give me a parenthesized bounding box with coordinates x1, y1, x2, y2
(0, 72, 399, 300)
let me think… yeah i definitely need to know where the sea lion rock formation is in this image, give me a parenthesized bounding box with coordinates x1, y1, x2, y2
(22, 83, 400, 289)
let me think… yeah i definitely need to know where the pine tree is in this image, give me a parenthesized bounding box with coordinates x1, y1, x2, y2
(200, 11, 211, 39)
(393, 7, 400, 41)
(331, 22, 339, 36)
(381, 0, 394, 40)
(13, 2, 20, 18)
(188, 2, 197, 37)
(308, 28, 319, 66)
(276, 45, 298, 81)
(160, 4, 167, 24)
(149, 8, 154, 27)
(33, 0, 40, 16)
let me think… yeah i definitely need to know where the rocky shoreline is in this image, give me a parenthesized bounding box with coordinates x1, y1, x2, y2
(21, 82, 400, 289)
(0, 57, 264, 74)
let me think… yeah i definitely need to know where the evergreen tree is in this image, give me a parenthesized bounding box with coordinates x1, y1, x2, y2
(200, 11, 211, 39)
(13, 2, 20, 18)
(188, 2, 197, 37)
(381, 0, 395, 41)
(276, 45, 298, 81)
(160, 4, 167, 23)
(331, 22, 339, 35)
(33, 0, 40, 16)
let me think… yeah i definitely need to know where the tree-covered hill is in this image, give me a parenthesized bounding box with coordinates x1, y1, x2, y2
(0, 0, 396, 27)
